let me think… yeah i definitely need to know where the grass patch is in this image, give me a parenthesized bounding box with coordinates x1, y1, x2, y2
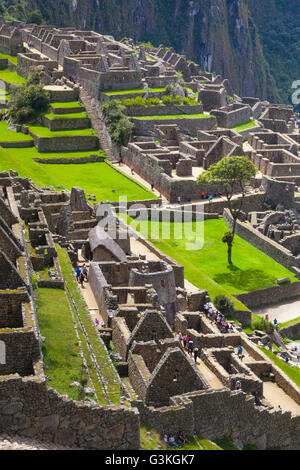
(50, 101, 85, 109)
(259, 347, 300, 387)
(28, 125, 95, 138)
(0, 53, 18, 65)
(279, 316, 300, 329)
(0, 147, 156, 202)
(0, 121, 33, 142)
(103, 87, 165, 96)
(0, 68, 26, 84)
(44, 112, 89, 120)
(124, 217, 297, 308)
(35, 287, 86, 401)
(231, 120, 257, 131)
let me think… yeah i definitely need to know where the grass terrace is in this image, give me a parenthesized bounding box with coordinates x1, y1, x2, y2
(0, 146, 156, 201)
(35, 287, 94, 401)
(50, 101, 85, 110)
(0, 53, 18, 65)
(57, 246, 122, 403)
(0, 121, 33, 142)
(231, 120, 257, 131)
(0, 68, 26, 85)
(102, 87, 166, 96)
(28, 125, 95, 138)
(44, 112, 89, 120)
(124, 217, 297, 309)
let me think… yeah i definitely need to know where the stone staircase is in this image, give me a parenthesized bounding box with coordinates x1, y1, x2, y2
(80, 89, 115, 161)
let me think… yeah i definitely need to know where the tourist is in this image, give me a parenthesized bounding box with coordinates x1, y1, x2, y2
(82, 264, 88, 281)
(209, 195, 213, 203)
(188, 338, 194, 355)
(235, 380, 242, 391)
(163, 434, 168, 447)
(159, 193, 162, 199)
(118, 157, 122, 166)
(79, 271, 85, 288)
(237, 345, 243, 360)
(201, 191, 205, 199)
(183, 335, 188, 349)
(75, 266, 81, 283)
(177, 431, 187, 445)
(274, 318, 279, 330)
(168, 434, 179, 447)
(284, 353, 289, 364)
(95, 318, 99, 327)
(101, 321, 107, 328)
(177, 196, 181, 205)
(194, 347, 199, 363)
(151, 182, 154, 191)
(265, 314, 269, 322)
(179, 332, 184, 346)
(131, 166, 135, 175)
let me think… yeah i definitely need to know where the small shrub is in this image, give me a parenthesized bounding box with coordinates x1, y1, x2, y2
(252, 317, 274, 333)
(214, 295, 235, 316)
(162, 94, 181, 105)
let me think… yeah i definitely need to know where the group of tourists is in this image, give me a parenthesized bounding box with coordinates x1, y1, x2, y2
(75, 264, 88, 287)
(204, 302, 234, 334)
(163, 431, 187, 448)
(179, 333, 199, 363)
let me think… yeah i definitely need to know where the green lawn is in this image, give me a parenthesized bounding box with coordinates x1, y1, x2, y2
(50, 101, 85, 109)
(103, 87, 165, 96)
(0, 121, 33, 142)
(44, 112, 89, 120)
(133, 114, 210, 120)
(259, 347, 300, 387)
(126, 217, 297, 306)
(0, 53, 18, 65)
(0, 68, 26, 84)
(231, 120, 257, 131)
(0, 146, 155, 201)
(28, 125, 95, 138)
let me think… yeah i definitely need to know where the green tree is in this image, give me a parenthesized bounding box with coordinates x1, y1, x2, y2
(197, 155, 257, 264)
(27, 9, 44, 25)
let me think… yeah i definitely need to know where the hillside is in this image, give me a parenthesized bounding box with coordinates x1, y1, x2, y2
(0, 0, 299, 104)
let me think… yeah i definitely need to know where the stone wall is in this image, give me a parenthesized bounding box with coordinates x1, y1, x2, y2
(0, 376, 140, 450)
(280, 322, 300, 340)
(42, 116, 91, 132)
(235, 283, 300, 310)
(131, 116, 217, 136)
(32, 135, 99, 152)
(125, 104, 204, 117)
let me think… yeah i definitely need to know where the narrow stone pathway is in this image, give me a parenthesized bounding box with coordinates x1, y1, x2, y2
(80, 89, 115, 161)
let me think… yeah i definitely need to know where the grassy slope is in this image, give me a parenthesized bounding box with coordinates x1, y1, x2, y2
(231, 120, 257, 131)
(0, 68, 26, 84)
(259, 347, 300, 387)
(35, 287, 85, 401)
(57, 246, 122, 403)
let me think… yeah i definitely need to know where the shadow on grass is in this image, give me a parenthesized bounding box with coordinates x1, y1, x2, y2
(214, 267, 276, 292)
